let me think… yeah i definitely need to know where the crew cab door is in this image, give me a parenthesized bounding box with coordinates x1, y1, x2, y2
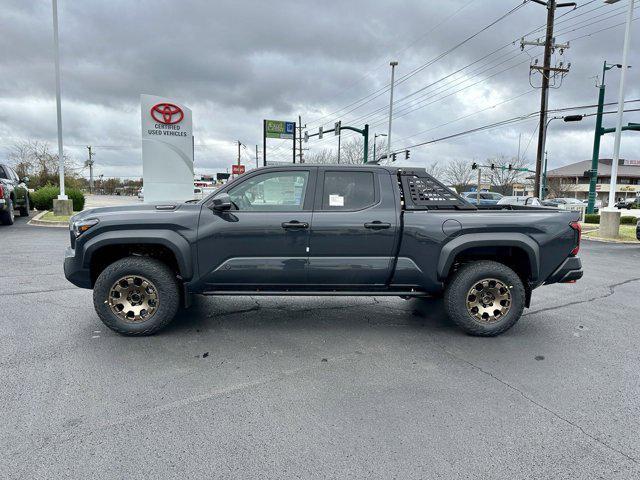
(196, 167, 316, 289)
(307, 168, 398, 286)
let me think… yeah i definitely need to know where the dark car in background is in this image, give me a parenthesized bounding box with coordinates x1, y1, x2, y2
(461, 191, 503, 205)
(0, 163, 30, 225)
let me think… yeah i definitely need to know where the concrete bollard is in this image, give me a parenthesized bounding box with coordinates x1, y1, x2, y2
(53, 198, 73, 216)
(600, 210, 621, 239)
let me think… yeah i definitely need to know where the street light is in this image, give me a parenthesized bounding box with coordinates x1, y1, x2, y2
(540, 114, 583, 198)
(386, 61, 398, 165)
(373, 133, 387, 163)
(604, 0, 635, 211)
(51, 0, 66, 201)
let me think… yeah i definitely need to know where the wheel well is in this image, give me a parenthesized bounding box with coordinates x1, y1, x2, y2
(448, 246, 532, 283)
(90, 243, 181, 286)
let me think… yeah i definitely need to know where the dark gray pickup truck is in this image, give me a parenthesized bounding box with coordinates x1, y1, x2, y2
(64, 165, 582, 336)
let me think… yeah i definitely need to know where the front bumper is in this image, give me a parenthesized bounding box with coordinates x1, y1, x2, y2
(64, 246, 92, 289)
(544, 256, 583, 285)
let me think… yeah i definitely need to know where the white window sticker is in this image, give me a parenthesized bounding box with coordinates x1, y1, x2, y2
(329, 194, 344, 207)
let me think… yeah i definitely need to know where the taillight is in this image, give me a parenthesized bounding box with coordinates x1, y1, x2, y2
(0, 185, 4, 198)
(570, 221, 581, 256)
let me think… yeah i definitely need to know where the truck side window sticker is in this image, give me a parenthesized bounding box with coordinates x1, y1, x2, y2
(329, 194, 344, 207)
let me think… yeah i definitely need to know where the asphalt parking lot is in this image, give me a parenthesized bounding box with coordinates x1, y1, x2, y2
(2, 214, 640, 479)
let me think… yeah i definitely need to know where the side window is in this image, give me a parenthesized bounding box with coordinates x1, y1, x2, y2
(322, 171, 375, 210)
(0, 166, 7, 179)
(227, 171, 309, 211)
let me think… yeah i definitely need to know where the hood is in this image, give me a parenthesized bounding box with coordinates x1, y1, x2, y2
(71, 203, 184, 222)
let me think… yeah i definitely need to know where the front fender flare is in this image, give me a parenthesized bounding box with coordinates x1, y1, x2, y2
(81, 229, 193, 280)
(437, 233, 540, 282)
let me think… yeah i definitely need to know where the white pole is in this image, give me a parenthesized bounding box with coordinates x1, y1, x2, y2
(386, 61, 398, 162)
(52, 0, 66, 199)
(607, 0, 634, 210)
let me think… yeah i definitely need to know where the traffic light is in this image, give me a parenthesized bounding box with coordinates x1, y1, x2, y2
(392, 153, 397, 162)
(508, 164, 513, 170)
(490, 163, 495, 170)
(334, 121, 341, 135)
(318, 126, 323, 139)
(405, 150, 410, 160)
(471, 162, 478, 170)
(304, 131, 309, 143)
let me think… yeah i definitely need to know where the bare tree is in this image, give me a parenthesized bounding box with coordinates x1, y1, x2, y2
(486, 154, 531, 195)
(6, 139, 77, 189)
(443, 158, 474, 191)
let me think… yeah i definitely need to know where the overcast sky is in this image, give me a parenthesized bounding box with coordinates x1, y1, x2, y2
(0, 0, 638, 179)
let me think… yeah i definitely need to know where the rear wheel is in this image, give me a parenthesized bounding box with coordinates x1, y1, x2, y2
(1, 199, 15, 225)
(444, 260, 525, 337)
(93, 257, 180, 335)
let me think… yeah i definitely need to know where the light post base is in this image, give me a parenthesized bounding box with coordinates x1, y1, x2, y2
(600, 209, 621, 239)
(53, 198, 73, 216)
(57, 194, 68, 200)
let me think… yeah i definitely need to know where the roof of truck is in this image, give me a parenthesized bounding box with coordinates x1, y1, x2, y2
(258, 164, 420, 174)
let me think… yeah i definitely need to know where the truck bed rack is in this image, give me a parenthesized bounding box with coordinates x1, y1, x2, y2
(398, 169, 476, 211)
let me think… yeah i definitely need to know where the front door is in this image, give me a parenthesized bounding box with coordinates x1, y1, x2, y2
(196, 168, 316, 289)
(307, 168, 398, 287)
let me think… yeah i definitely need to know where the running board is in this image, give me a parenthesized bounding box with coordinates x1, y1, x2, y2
(200, 290, 429, 297)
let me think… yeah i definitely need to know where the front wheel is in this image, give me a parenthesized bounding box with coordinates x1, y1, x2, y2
(93, 257, 180, 335)
(444, 260, 525, 337)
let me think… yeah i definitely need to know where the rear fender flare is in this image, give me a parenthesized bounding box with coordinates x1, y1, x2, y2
(437, 233, 540, 282)
(81, 230, 193, 280)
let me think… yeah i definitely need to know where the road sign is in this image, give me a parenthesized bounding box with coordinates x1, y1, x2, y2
(265, 120, 295, 139)
(232, 164, 245, 175)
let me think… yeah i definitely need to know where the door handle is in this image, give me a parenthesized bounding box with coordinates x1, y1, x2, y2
(282, 220, 309, 229)
(364, 221, 391, 230)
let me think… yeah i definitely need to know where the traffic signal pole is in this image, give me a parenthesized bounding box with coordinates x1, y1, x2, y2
(587, 83, 606, 214)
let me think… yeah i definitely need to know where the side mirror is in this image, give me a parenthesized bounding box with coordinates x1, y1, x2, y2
(209, 193, 232, 211)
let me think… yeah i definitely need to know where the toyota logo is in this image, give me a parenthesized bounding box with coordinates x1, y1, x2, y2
(150, 103, 184, 124)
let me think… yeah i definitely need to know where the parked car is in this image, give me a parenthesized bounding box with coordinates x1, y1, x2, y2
(64, 165, 582, 337)
(581, 198, 601, 213)
(542, 197, 585, 208)
(614, 198, 640, 210)
(0, 163, 30, 225)
(497, 196, 542, 207)
(461, 191, 503, 205)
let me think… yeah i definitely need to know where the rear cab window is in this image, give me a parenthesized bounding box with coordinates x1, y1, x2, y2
(320, 171, 376, 210)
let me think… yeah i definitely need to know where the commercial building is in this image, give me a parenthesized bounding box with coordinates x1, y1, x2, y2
(545, 158, 640, 204)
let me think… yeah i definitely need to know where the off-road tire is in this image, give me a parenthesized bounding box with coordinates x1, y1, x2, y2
(1, 199, 15, 225)
(93, 256, 180, 336)
(444, 260, 525, 337)
(18, 196, 29, 217)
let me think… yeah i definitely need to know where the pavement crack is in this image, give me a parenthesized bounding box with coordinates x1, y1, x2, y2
(0, 287, 79, 297)
(436, 344, 639, 466)
(525, 277, 640, 317)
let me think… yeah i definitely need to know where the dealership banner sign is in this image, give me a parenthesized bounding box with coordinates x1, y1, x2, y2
(265, 120, 295, 139)
(141, 94, 194, 203)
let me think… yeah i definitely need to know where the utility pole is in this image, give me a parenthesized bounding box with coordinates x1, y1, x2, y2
(386, 61, 398, 164)
(476, 167, 482, 205)
(523, 0, 575, 197)
(86, 146, 95, 194)
(255, 145, 259, 169)
(297, 115, 304, 163)
(237, 140, 242, 167)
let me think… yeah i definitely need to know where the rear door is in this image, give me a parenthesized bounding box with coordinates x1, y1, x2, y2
(196, 167, 316, 289)
(307, 168, 398, 286)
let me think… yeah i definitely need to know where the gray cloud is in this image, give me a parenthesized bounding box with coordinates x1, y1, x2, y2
(0, 0, 638, 178)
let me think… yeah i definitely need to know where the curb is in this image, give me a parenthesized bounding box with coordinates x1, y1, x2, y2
(28, 211, 69, 228)
(583, 235, 638, 245)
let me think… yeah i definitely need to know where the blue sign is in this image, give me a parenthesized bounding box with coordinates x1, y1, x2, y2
(285, 122, 295, 134)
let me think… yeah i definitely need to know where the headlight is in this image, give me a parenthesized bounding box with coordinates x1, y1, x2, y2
(70, 218, 99, 237)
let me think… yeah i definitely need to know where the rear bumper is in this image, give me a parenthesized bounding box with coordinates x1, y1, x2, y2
(544, 256, 583, 285)
(64, 246, 92, 289)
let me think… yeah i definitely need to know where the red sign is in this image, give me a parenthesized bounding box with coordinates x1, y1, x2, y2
(150, 103, 184, 124)
(232, 165, 245, 175)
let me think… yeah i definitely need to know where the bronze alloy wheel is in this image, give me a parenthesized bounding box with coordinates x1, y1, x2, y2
(465, 278, 512, 323)
(108, 275, 159, 323)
